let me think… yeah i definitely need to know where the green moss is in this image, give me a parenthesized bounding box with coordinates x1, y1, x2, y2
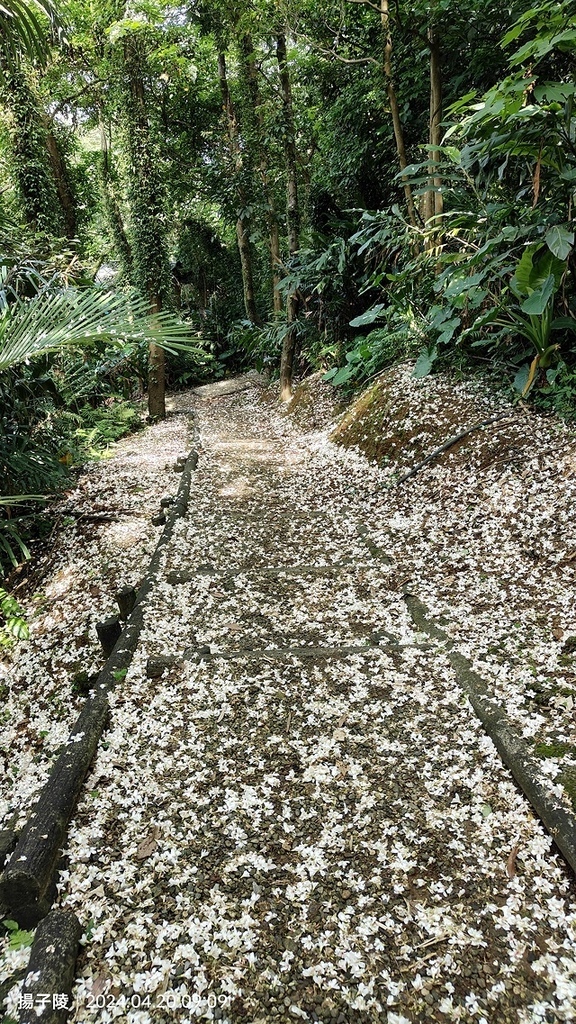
(534, 741, 572, 758)
(560, 766, 576, 812)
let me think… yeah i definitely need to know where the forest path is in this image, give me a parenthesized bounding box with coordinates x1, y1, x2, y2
(57, 379, 576, 1023)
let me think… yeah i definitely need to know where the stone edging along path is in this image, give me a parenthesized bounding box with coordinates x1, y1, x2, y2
(0, 446, 199, 929)
(404, 591, 576, 877)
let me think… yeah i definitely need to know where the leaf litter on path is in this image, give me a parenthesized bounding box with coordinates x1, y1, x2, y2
(2, 371, 576, 1023)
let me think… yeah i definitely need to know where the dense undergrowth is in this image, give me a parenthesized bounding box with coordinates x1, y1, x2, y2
(193, 2, 576, 422)
(4, 0, 576, 607)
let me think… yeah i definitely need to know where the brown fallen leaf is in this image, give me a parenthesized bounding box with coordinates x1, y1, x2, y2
(506, 842, 520, 879)
(136, 830, 158, 860)
(90, 974, 112, 999)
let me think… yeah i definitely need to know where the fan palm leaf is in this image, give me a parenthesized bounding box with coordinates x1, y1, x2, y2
(0, 287, 199, 371)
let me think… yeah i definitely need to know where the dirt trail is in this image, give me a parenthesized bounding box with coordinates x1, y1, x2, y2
(5, 378, 576, 1023)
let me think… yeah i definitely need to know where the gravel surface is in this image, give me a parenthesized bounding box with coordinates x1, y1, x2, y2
(2, 373, 576, 1023)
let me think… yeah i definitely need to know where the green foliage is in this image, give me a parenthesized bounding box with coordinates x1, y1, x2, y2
(0, 0, 57, 82)
(0, 257, 201, 575)
(221, 318, 275, 373)
(0, 287, 199, 371)
(0, 586, 28, 646)
(323, 309, 424, 388)
(4, 0, 576, 421)
(2, 65, 65, 236)
(114, 32, 173, 308)
(1, 918, 34, 949)
(319, 2, 576, 403)
(70, 399, 142, 459)
(534, 740, 572, 758)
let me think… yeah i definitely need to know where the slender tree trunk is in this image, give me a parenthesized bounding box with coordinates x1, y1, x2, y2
(121, 37, 171, 419)
(239, 33, 283, 314)
(148, 298, 166, 420)
(99, 121, 133, 277)
(44, 128, 76, 239)
(425, 27, 443, 241)
(269, 220, 283, 314)
(217, 51, 261, 325)
(235, 216, 261, 324)
(380, 0, 418, 230)
(276, 30, 300, 402)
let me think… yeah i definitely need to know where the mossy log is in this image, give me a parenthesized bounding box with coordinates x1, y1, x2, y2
(19, 909, 81, 1024)
(0, 692, 109, 926)
(404, 591, 576, 876)
(0, 827, 17, 871)
(115, 585, 137, 620)
(95, 616, 121, 657)
(0, 448, 199, 926)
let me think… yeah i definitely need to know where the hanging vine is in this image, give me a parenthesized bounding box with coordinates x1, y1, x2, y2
(98, 118, 133, 279)
(113, 29, 172, 418)
(1, 60, 65, 236)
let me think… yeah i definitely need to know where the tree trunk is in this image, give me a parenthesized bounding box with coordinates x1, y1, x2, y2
(99, 121, 133, 277)
(276, 30, 300, 402)
(380, 0, 418, 230)
(1, 62, 65, 236)
(120, 37, 171, 418)
(270, 218, 283, 314)
(239, 33, 283, 314)
(427, 27, 443, 240)
(217, 50, 261, 325)
(148, 297, 166, 420)
(44, 127, 76, 239)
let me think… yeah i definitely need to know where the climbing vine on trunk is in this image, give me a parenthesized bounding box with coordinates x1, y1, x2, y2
(117, 32, 172, 419)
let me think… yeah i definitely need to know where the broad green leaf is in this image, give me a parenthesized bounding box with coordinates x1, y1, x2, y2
(520, 275, 554, 315)
(330, 365, 355, 386)
(349, 304, 386, 327)
(551, 28, 576, 50)
(545, 225, 574, 261)
(443, 271, 485, 300)
(8, 927, 34, 949)
(533, 251, 566, 292)
(514, 363, 531, 393)
(5, 617, 29, 639)
(436, 318, 461, 345)
(412, 347, 438, 379)
(509, 36, 554, 65)
(512, 246, 563, 296)
(534, 83, 576, 104)
(551, 317, 576, 332)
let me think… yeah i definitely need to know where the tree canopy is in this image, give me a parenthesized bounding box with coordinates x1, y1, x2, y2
(2, 0, 576, 569)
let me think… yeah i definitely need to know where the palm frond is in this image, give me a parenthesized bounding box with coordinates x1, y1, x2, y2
(0, 288, 200, 371)
(0, 495, 46, 504)
(0, 0, 57, 76)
